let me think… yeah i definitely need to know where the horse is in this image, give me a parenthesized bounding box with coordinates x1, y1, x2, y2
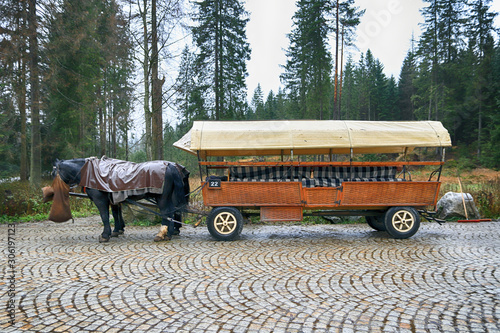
(53, 158, 190, 243)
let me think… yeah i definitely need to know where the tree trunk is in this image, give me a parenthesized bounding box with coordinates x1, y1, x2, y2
(98, 86, 106, 157)
(339, 24, 344, 120)
(142, 0, 152, 160)
(17, 0, 28, 181)
(28, 0, 41, 187)
(333, 1, 339, 120)
(151, 0, 163, 160)
(18, 76, 28, 181)
(214, 0, 220, 120)
(477, 92, 482, 158)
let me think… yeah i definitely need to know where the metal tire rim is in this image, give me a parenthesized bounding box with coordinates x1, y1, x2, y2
(214, 212, 237, 235)
(392, 210, 415, 232)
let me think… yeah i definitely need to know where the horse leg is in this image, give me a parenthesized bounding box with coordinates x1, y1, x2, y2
(111, 204, 125, 237)
(154, 200, 175, 242)
(173, 212, 182, 236)
(87, 189, 112, 243)
(97, 205, 112, 243)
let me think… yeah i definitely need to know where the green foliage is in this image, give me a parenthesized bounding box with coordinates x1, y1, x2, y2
(281, 0, 332, 120)
(43, 0, 133, 163)
(191, 0, 251, 120)
(439, 178, 500, 219)
(0, 180, 97, 222)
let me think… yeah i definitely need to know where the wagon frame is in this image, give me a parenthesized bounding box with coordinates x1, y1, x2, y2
(174, 120, 452, 240)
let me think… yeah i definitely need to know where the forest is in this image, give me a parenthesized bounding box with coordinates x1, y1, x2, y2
(1, 0, 499, 185)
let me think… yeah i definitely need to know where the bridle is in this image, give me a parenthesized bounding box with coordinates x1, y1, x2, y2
(54, 161, 82, 188)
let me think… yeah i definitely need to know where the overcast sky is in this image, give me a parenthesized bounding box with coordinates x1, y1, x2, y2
(244, 0, 500, 99)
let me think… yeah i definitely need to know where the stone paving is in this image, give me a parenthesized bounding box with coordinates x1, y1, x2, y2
(1, 217, 500, 332)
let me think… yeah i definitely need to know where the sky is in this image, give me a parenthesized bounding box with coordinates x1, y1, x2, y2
(244, 0, 500, 99)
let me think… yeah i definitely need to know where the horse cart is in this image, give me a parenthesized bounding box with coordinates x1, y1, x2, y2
(174, 120, 452, 240)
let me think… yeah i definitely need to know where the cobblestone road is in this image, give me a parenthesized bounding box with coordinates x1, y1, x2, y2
(1, 217, 500, 332)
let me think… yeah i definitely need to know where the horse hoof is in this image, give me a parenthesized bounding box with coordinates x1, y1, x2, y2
(172, 229, 180, 236)
(153, 235, 171, 242)
(110, 231, 123, 237)
(99, 235, 110, 243)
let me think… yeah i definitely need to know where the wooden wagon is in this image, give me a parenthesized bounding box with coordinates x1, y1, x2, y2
(174, 120, 452, 240)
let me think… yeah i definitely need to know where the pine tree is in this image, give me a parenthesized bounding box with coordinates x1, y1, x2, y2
(339, 56, 357, 119)
(281, 0, 332, 120)
(383, 76, 399, 121)
(250, 83, 265, 119)
(482, 44, 500, 167)
(44, 0, 132, 159)
(466, 0, 497, 157)
(0, 0, 29, 179)
(417, 0, 466, 122)
(398, 51, 417, 120)
(28, 0, 41, 186)
(264, 90, 279, 120)
(175, 45, 208, 128)
(191, 0, 251, 120)
(332, 0, 364, 119)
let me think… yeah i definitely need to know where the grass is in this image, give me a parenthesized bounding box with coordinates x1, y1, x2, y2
(401, 164, 500, 219)
(0, 180, 97, 224)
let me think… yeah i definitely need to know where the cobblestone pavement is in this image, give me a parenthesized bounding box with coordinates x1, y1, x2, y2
(1, 217, 500, 332)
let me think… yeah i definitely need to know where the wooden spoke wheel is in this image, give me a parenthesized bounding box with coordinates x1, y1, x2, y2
(207, 207, 244, 241)
(384, 207, 420, 239)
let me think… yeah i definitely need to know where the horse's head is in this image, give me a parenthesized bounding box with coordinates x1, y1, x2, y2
(51, 159, 61, 178)
(53, 158, 86, 187)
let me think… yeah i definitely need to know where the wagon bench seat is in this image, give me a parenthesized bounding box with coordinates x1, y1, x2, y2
(313, 166, 405, 187)
(228, 165, 404, 188)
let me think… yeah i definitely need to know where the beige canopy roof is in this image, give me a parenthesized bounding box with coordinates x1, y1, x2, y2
(173, 120, 452, 157)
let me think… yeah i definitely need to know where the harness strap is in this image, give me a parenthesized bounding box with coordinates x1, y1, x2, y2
(124, 198, 186, 225)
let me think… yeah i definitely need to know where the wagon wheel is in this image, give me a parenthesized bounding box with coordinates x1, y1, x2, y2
(384, 207, 420, 239)
(207, 207, 244, 241)
(365, 215, 386, 231)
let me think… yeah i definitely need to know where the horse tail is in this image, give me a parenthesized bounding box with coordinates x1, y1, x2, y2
(170, 163, 190, 210)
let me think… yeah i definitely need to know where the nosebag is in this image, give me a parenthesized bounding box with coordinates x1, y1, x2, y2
(43, 174, 73, 223)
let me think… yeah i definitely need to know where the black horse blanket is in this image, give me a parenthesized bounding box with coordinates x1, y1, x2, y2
(80, 156, 170, 203)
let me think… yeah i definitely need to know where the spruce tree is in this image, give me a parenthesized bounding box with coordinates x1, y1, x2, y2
(466, 0, 497, 157)
(250, 83, 264, 119)
(44, 0, 132, 159)
(332, 0, 364, 119)
(398, 51, 417, 120)
(174, 45, 208, 130)
(281, 0, 332, 120)
(191, 0, 251, 120)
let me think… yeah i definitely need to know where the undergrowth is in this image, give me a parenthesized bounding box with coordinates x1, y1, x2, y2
(439, 179, 500, 219)
(0, 180, 97, 223)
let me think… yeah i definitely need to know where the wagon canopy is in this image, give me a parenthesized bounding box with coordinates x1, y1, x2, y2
(173, 120, 452, 157)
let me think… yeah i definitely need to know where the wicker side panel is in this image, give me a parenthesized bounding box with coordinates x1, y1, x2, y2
(341, 181, 440, 207)
(261, 207, 303, 222)
(202, 182, 303, 206)
(303, 188, 340, 207)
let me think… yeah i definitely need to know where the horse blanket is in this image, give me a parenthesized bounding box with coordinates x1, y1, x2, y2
(79, 156, 170, 203)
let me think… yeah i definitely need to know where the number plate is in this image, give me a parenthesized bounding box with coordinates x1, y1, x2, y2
(208, 178, 221, 189)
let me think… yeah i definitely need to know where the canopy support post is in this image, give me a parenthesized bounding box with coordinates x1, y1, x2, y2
(349, 148, 354, 181)
(197, 151, 204, 181)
